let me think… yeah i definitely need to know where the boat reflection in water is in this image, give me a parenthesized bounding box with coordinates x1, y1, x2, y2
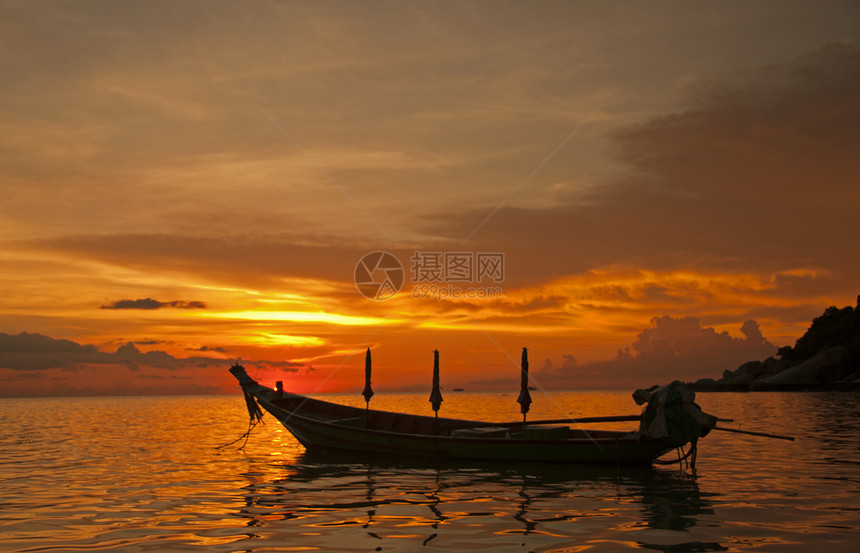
(235, 451, 718, 552)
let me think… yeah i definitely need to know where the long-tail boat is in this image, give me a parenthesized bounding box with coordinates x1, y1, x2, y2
(228, 363, 722, 467)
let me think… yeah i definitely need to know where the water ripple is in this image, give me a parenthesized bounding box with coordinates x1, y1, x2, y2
(1, 392, 858, 552)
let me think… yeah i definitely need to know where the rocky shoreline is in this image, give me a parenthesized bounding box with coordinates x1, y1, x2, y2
(689, 296, 860, 392)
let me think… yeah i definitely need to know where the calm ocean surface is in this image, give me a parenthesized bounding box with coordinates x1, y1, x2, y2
(1, 390, 858, 552)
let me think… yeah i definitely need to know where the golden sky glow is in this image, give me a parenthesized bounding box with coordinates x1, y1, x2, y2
(200, 310, 394, 326)
(1, 1, 858, 396)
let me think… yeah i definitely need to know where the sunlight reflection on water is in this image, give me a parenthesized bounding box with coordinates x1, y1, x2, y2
(1, 391, 858, 552)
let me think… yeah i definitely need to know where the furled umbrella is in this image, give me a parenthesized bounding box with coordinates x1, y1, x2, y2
(429, 349, 443, 417)
(516, 347, 532, 423)
(362, 347, 374, 412)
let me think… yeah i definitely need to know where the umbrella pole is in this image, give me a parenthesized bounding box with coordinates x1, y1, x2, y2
(429, 349, 443, 428)
(362, 347, 373, 428)
(517, 347, 531, 427)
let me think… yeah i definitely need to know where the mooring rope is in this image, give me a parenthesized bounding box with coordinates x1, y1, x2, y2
(216, 387, 266, 450)
(216, 415, 264, 450)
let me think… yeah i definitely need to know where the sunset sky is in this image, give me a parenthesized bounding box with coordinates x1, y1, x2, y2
(1, 1, 858, 397)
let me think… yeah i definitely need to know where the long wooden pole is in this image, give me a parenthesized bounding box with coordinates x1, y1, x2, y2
(459, 414, 735, 429)
(464, 415, 642, 427)
(712, 426, 795, 441)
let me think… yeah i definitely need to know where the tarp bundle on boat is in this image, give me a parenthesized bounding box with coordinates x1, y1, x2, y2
(635, 380, 717, 447)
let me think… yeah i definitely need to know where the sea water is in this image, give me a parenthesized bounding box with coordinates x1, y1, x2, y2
(1, 391, 858, 552)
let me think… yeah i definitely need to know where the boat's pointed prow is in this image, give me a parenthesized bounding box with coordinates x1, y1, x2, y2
(229, 363, 259, 388)
(228, 363, 245, 376)
(228, 364, 265, 424)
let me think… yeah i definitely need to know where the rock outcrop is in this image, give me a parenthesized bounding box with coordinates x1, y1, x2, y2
(691, 295, 860, 391)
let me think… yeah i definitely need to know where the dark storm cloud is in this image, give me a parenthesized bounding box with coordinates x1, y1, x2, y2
(612, 42, 860, 203)
(0, 332, 108, 371)
(416, 43, 860, 290)
(186, 345, 228, 353)
(0, 332, 310, 374)
(100, 298, 207, 310)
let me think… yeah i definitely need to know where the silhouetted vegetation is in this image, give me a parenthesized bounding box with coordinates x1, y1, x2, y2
(777, 295, 860, 368)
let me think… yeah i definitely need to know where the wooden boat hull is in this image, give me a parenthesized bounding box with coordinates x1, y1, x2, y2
(273, 409, 672, 465)
(231, 367, 684, 466)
